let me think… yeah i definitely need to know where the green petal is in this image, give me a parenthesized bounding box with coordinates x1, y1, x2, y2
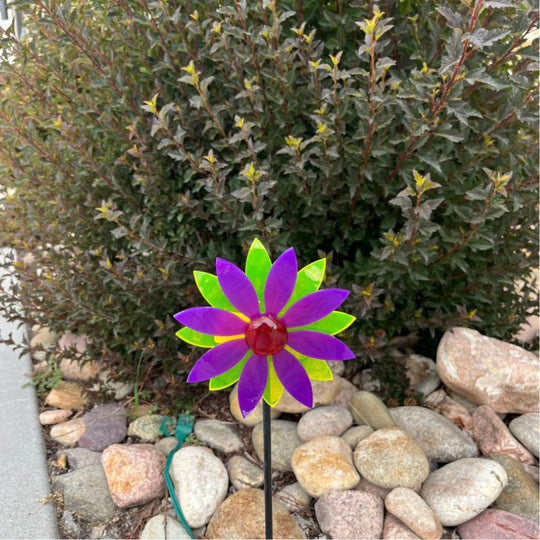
(263, 358, 284, 406)
(245, 238, 272, 311)
(297, 355, 334, 381)
(281, 258, 326, 315)
(176, 328, 217, 348)
(194, 271, 235, 311)
(209, 353, 250, 390)
(292, 311, 356, 335)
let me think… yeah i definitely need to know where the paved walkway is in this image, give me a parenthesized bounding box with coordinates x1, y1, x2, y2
(0, 248, 58, 539)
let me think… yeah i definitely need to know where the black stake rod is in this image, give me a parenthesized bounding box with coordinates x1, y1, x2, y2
(262, 401, 273, 539)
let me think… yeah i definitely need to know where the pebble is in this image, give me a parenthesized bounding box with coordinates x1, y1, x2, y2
(63, 447, 102, 469)
(471, 405, 535, 464)
(424, 389, 473, 429)
(490, 454, 539, 523)
(405, 354, 441, 397)
(127, 414, 165, 442)
(206, 488, 305, 539)
(315, 490, 384, 540)
(297, 405, 353, 441)
(276, 482, 312, 513)
(291, 435, 360, 497)
(275, 378, 342, 413)
(509, 413, 539, 457)
(39, 408, 73, 425)
(50, 417, 86, 446)
(390, 406, 478, 462)
(420, 458, 508, 526)
(457, 508, 540, 539)
(30, 326, 58, 361)
(45, 381, 86, 410)
(437, 327, 539, 414)
(341, 425, 373, 449)
(227, 455, 263, 490)
(330, 376, 358, 408)
(385, 487, 442, 539)
(171, 446, 228, 528)
(61, 510, 81, 538)
(349, 390, 396, 429)
(194, 419, 243, 453)
(101, 444, 166, 508)
(229, 383, 280, 425)
(78, 404, 127, 452)
(383, 514, 421, 539)
(354, 428, 429, 490)
(139, 514, 190, 539)
(52, 464, 116, 523)
(252, 420, 302, 471)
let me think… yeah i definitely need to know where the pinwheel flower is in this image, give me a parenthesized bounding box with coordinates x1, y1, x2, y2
(174, 239, 356, 417)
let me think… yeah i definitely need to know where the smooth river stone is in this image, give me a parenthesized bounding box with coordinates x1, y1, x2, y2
(229, 383, 280, 425)
(349, 391, 396, 429)
(424, 389, 473, 430)
(457, 508, 540, 539)
(383, 514, 421, 539)
(297, 405, 353, 441)
(405, 354, 441, 397)
(420, 458, 508, 526)
(341, 425, 374, 449)
(390, 406, 478, 462)
(227, 455, 263, 490)
(252, 420, 302, 472)
(354, 428, 429, 491)
(275, 378, 342, 413)
(436, 327, 539, 414)
(194, 419, 243, 453)
(509, 413, 539, 457)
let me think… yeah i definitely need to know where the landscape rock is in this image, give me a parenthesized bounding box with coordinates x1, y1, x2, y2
(420, 458, 508, 526)
(355, 477, 391, 500)
(275, 378, 342, 413)
(97, 369, 133, 401)
(292, 435, 360, 497)
(436, 327, 539, 414)
(327, 361, 345, 376)
(155, 437, 178, 457)
(52, 464, 116, 523)
(139, 515, 190, 539)
(509, 413, 539, 457)
(315, 490, 384, 540)
(523, 463, 539, 483)
(63, 447, 102, 469)
(390, 406, 478, 462)
(30, 326, 58, 361)
(330, 376, 358, 408)
(383, 514, 421, 539)
(424, 389, 473, 429)
(405, 354, 441, 397)
(102, 444, 166, 508)
(39, 409, 73, 425)
(78, 403, 127, 452)
(354, 428, 429, 490)
(490, 454, 539, 523)
(297, 405, 353, 442)
(341, 425, 373, 449)
(127, 414, 165, 442)
(50, 417, 86, 446)
(194, 419, 243, 453)
(471, 405, 535, 464)
(276, 482, 312, 513)
(60, 510, 81, 538)
(170, 446, 228, 528)
(227, 455, 263, 490)
(349, 390, 396, 429)
(45, 381, 86, 410)
(57, 333, 99, 380)
(252, 420, 302, 471)
(385, 487, 442, 539)
(206, 488, 305, 539)
(229, 384, 280, 425)
(456, 509, 540, 539)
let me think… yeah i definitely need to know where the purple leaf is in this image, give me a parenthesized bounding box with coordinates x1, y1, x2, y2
(264, 248, 297, 315)
(174, 307, 247, 336)
(287, 330, 355, 361)
(282, 289, 349, 327)
(216, 258, 260, 318)
(272, 349, 313, 408)
(187, 340, 250, 382)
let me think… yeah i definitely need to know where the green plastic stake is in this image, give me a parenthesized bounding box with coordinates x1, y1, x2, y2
(160, 414, 195, 539)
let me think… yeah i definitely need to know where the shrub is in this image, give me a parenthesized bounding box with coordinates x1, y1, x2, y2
(0, 0, 537, 404)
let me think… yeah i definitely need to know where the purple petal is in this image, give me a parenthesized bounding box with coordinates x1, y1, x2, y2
(216, 258, 260, 318)
(237, 354, 268, 418)
(187, 340, 249, 382)
(282, 289, 350, 328)
(272, 350, 313, 408)
(287, 330, 356, 361)
(264, 248, 297, 315)
(174, 307, 247, 336)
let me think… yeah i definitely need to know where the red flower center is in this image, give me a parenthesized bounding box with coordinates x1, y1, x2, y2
(245, 314, 288, 356)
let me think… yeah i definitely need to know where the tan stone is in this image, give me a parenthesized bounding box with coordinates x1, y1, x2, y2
(39, 409, 73, 425)
(57, 333, 99, 381)
(291, 435, 360, 497)
(437, 327, 539, 414)
(206, 489, 305, 539)
(229, 384, 280, 425)
(45, 382, 87, 410)
(50, 417, 86, 446)
(424, 389, 473, 430)
(383, 514, 421, 539)
(275, 378, 342, 413)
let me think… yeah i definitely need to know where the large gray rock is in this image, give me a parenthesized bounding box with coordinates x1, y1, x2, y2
(390, 406, 478, 462)
(420, 458, 508, 526)
(297, 405, 353, 442)
(63, 447, 102, 469)
(437, 327, 539, 414)
(509, 413, 540, 457)
(252, 420, 302, 471)
(52, 465, 116, 523)
(78, 403, 127, 452)
(194, 419, 243, 453)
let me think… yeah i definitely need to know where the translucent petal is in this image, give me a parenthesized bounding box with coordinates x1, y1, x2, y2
(264, 248, 297, 315)
(245, 238, 272, 311)
(294, 353, 334, 381)
(287, 330, 356, 361)
(294, 311, 356, 336)
(237, 354, 268, 417)
(263, 359, 284, 407)
(273, 349, 313, 408)
(187, 339, 249, 382)
(194, 271, 235, 311)
(176, 328, 216, 348)
(216, 258, 260, 318)
(282, 289, 349, 327)
(281, 258, 326, 314)
(174, 307, 247, 336)
(209, 353, 250, 390)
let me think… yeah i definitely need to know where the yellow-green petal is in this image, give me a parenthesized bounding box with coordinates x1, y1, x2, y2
(194, 271, 235, 311)
(176, 327, 217, 348)
(209, 353, 250, 390)
(281, 258, 326, 314)
(291, 311, 356, 335)
(245, 238, 272, 311)
(263, 358, 284, 406)
(297, 355, 334, 381)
